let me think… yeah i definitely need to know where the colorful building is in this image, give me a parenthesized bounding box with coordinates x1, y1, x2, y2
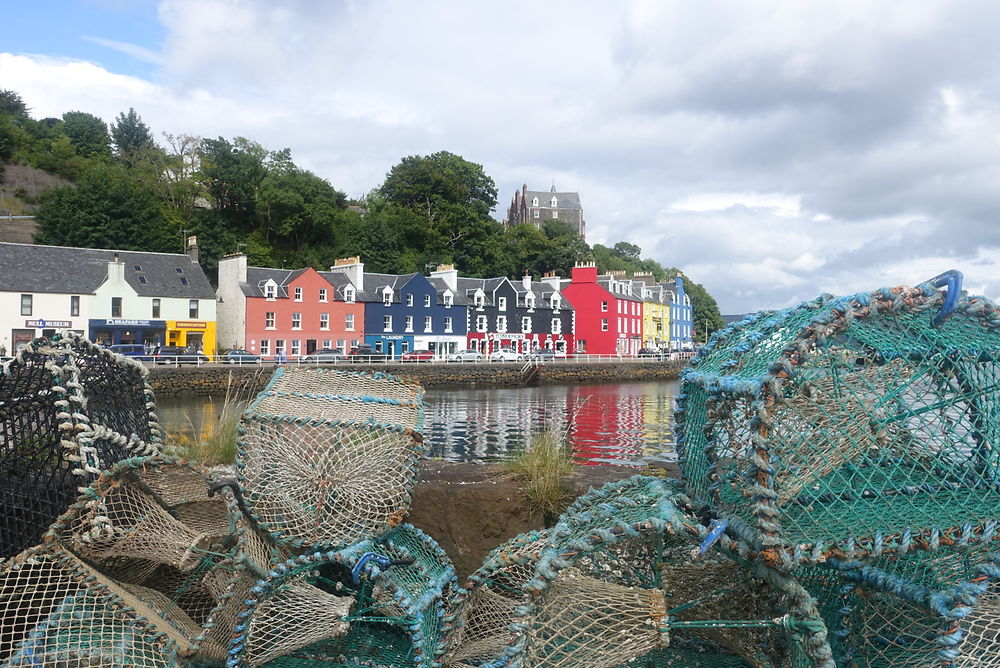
(561, 262, 643, 356)
(0, 241, 215, 354)
(632, 272, 670, 349)
(665, 276, 694, 350)
(216, 253, 364, 358)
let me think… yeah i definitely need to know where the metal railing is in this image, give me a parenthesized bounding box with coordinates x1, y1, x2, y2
(134, 351, 697, 367)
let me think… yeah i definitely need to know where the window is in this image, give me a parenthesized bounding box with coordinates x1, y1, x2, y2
(522, 316, 532, 332)
(319, 313, 329, 330)
(294, 287, 302, 302)
(383, 290, 392, 306)
(265, 312, 276, 329)
(551, 196, 558, 207)
(601, 318, 609, 331)
(474, 294, 485, 308)
(291, 312, 302, 329)
(375, 340, 384, 353)
(552, 318, 562, 334)
(552, 210, 558, 219)
(179, 276, 189, 286)
(70, 295, 80, 317)
(551, 296, 560, 311)
(476, 315, 488, 332)
(189, 300, 199, 318)
(384, 315, 392, 332)
(533, 210, 539, 219)
(345, 313, 355, 331)
(260, 339, 270, 356)
(497, 316, 507, 332)
(444, 316, 453, 333)
(275, 340, 285, 357)
(319, 288, 328, 302)
(444, 293, 453, 307)
(406, 294, 414, 307)
(405, 315, 413, 332)
(151, 298, 160, 318)
(526, 296, 535, 311)
(291, 340, 301, 356)
(424, 294, 431, 308)
(532, 196, 539, 206)
(323, 339, 332, 349)
(20, 294, 32, 316)
(601, 301, 609, 312)
(111, 297, 122, 318)
(133, 265, 142, 272)
(137, 275, 147, 284)
(498, 296, 507, 311)
(337, 339, 345, 351)
(424, 315, 432, 332)
(344, 287, 355, 302)
(265, 283, 276, 300)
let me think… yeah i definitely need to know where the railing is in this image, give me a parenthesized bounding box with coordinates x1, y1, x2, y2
(132, 351, 697, 367)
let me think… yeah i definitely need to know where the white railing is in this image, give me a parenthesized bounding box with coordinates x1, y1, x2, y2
(136, 351, 697, 367)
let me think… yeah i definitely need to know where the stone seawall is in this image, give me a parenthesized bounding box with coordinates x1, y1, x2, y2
(146, 360, 685, 397)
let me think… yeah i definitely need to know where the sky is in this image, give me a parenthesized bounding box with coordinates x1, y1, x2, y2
(4, 0, 1000, 314)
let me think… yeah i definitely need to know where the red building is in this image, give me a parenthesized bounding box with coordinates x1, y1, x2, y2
(561, 262, 643, 356)
(217, 255, 365, 359)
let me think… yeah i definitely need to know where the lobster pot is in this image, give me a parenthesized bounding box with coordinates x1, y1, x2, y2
(676, 275, 1000, 563)
(252, 366, 426, 431)
(0, 334, 162, 558)
(227, 524, 457, 668)
(439, 530, 550, 667)
(482, 476, 833, 668)
(793, 545, 1000, 667)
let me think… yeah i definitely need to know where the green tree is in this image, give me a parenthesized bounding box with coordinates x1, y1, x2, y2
(199, 136, 271, 224)
(0, 90, 29, 117)
(60, 111, 111, 160)
(380, 151, 498, 221)
(110, 108, 158, 167)
(35, 162, 175, 252)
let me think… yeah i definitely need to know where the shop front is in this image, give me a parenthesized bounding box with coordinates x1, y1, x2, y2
(364, 334, 413, 359)
(412, 335, 465, 359)
(165, 320, 217, 353)
(13, 319, 84, 351)
(88, 319, 165, 349)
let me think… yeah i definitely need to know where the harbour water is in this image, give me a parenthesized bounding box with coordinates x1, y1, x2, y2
(155, 379, 681, 467)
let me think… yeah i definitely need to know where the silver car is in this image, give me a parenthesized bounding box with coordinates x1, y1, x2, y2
(449, 349, 484, 362)
(300, 348, 346, 363)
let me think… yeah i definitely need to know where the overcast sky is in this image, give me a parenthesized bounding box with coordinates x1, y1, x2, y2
(4, 0, 1000, 314)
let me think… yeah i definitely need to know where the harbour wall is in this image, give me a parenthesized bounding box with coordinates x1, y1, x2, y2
(145, 360, 686, 397)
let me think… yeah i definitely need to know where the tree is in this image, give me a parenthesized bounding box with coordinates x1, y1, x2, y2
(611, 241, 642, 261)
(0, 90, 29, 118)
(199, 136, 270, 224)
(380, 151, 498, 221)
(35, 162, 175, 252)
(110, 108, 158, 167)
(60, 111, 111, 160)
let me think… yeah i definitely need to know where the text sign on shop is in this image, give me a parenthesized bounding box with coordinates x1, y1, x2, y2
(26, 319, 72, 328)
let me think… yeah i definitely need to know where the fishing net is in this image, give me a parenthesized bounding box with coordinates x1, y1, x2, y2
(253, 366, 426, 430)
(439, 530, 550, 666)
(676, 272, 1000, 564)
(792, 544, 1000, 666)
(0, 333, 162, 558)
(227, 523, 457, 668)
(478, 476, 832, 668)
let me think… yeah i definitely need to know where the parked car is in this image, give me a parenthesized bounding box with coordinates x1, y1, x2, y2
(401, 349, 434, 362)
(224, 349, 261, 364)
(347, 346, 389, 363)
(526, 348, 557, 362)
(449, 349, 484, 362)
(300, 348, 346, 364)
(108, 344, 153, 362)
(488, 347, 523, 362)
(153, 345, 209, 365)
(637, 347, 664, 359)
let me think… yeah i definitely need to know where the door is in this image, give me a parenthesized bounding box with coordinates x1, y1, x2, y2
(306, 339, 317, 354)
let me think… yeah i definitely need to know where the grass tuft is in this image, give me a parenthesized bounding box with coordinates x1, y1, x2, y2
(503, 431, 576, 523)
(164, 372, 253, 465)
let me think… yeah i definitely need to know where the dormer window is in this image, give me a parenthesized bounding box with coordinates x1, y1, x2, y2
(344, 287, 356, 303)
(383, 290, 393, 306)
(265, 283, 276, 300)
(532, 196, 539, 206)
(474, 294, 485, 308)
(526, 295, 535, 311)
(551, 196, 557, 207)
(444, 293, 453, 307)
(551, 296, 561, 311)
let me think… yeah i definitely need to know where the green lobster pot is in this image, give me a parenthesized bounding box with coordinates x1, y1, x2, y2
(676, 272, 1000, 566)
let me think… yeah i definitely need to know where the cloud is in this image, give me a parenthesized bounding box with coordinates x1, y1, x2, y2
(7, 0, 1000, 314)
(83, 36, 163, 65)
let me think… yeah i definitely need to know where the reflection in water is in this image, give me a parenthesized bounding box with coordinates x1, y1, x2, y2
(155, 380, 679, 467)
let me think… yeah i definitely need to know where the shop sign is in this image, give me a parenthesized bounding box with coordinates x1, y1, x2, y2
(381, 335, 407, 340)
(25, 319, 72, 328)
(101, 319, 154, 327)
(174, 321, 207, 329)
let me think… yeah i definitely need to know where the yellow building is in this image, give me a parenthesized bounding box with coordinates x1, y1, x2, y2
(165, 319, 217, 353)
(634, 272, 671, 349)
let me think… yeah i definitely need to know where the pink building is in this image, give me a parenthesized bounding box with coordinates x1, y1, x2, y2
(561, 262, 643, 356)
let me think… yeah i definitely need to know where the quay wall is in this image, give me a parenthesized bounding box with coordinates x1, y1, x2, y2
(145, 360, 686, 397)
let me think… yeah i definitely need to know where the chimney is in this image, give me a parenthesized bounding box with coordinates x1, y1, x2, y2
(541, 272, 562, 291)
(186, 235, 199, 263)
(330, 256, 364, 292)
(107, 253, 125, 286)
(430, 263, 458, 291)
(571, 262, 598, 284)
(522, 272, 532, 291)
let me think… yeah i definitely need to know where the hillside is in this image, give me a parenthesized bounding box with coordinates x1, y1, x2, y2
(0, 163, 70, 215)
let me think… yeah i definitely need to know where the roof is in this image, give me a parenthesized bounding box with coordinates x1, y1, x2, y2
(0, 242, 215, 298)
(525, 190, 582, 210)
(427, 277, 468, 305)
(243, 267, 302, 298)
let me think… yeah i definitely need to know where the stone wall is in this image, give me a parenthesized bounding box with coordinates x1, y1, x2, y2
(146, 360, 685, 397)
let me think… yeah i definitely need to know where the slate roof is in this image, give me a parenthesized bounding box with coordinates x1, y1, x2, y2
(242, 267, 307, 299)
(525, 190, 582, 210)
(0, 242, 215, 298)
(427, 277, 468, 305)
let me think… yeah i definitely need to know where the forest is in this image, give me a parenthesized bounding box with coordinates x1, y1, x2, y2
(0, 89, 724, 339)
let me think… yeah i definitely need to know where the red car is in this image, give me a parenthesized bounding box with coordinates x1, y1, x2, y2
(401, 349, 434, 362)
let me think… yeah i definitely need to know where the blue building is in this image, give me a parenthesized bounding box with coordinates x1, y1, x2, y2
(665, 276, 694, 350)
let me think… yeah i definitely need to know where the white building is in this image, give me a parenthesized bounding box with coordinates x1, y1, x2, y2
(0, 241, 217, 354)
